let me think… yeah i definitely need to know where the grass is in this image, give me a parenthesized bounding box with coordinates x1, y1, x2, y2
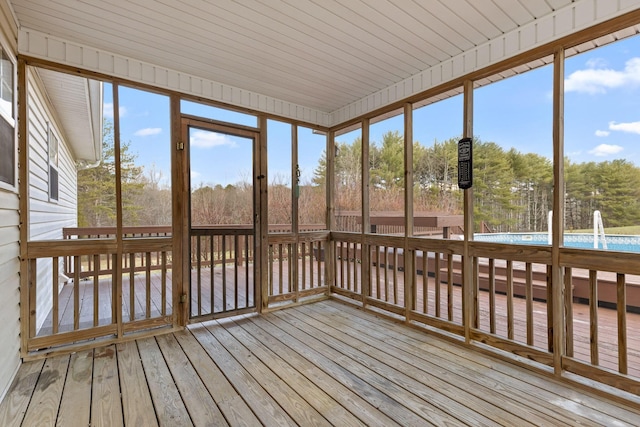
(566, 225, 640, 235)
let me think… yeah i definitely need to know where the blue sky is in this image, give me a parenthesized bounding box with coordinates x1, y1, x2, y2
(105, 33, 640, 188)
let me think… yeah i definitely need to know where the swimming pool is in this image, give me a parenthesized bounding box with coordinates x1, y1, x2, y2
(474, 232, 640, 252)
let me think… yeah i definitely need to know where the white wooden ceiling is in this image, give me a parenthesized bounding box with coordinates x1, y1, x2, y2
(9, 0, 640, 127)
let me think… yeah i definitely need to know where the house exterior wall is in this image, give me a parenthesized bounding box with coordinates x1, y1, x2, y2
(0, 0, 20, 404)
(27, 68, 79, 332)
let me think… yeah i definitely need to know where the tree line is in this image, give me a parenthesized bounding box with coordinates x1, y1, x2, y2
(78, 123, 640, 233)
(320, 131, 640, 232)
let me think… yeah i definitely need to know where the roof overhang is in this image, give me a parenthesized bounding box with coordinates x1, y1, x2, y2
(36, 68, 103, 163)
(10, 0, 640, 128)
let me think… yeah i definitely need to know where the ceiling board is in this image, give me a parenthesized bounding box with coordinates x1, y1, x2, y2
(11, 0, 639, 126)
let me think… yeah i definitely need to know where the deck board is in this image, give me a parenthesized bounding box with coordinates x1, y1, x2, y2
(56, 350, 93, 426)
(5, 299, 640, 426)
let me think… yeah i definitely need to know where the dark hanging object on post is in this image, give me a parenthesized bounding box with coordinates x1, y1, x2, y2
(457, 137, 472, 190)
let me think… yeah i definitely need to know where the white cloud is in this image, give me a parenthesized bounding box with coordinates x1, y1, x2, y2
(608, 120, 640, 135)
(103, 102, 127, 119)
(588, 144, 624, 157)
(134, 127, 162, 136)
(594, 130, 610, 137)
(586, 57, 608, 69)
(190, 130, 236, 148)
(565, 57, 640, 94)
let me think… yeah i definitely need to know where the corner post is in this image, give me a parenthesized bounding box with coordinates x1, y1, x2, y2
(325, 130, 335, 293)
(463, 80, 474, 344)
(404, 102, 414, 321)
(361, 119, 370, 307)
(552, 47, 566, 375)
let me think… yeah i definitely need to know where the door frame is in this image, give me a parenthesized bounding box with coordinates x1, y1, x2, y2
(178, 117, 264, 325)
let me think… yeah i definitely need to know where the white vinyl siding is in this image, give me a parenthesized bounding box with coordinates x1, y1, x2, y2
(0, 190, 20, 403)
(27, 69, 78, 332)
(0, 0, 19, 404)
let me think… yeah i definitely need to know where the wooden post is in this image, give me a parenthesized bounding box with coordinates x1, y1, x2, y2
(258, 115, 269, 312)
(325, 130, 335, 291)
(404, 103, 414, 320)
(463, 79, 474, 344)
(361, 119, 370, 307)
(171, 94, 187, 327)
(552, 47, 566, 376)
(113, 82, 124, 338)
(18, 58, 30, 356)
(291, 124, 299, 302)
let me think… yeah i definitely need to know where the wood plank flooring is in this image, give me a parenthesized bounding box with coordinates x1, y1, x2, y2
(3, 299, 640, 426)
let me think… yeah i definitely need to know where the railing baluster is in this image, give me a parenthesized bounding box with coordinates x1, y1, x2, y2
(375, 245, 381, 299)
(129, 253, 135, 321)
(234, 235, 239, 310)
(161, 251, 167, 317)
(507, 260, 514, 340)
(222, 236, 227, 311)
(146, 252, 152, 318)
(435, 253, 441, 318)
(589, 270, 599, 365)
(245, 235, 250, 308)
(473, 257, 479, 328)
(447, 254, 453, 321)
(197, 236, 202, 316)
(526, 262, 533, 346)
(353, 243, 359, 294)
(301, 242, 307, 291)
(278, 243, 283, 295)
(52, 257, 59, 334)
(269, 245, 274, 297)
(617, 273, 627, 375)
(210, 236, 215, 314)
(489, 258, 496, 334)
(564, 267, 573, 358)
(384, 246, 389, 302)
(347, 243, 352, 292)
(94, 254, 99, 327)
(393, 247, 398, 305)
(547, 265, 553, 353)
(74, 256, 80, 330)
(422, 251, 428, 314)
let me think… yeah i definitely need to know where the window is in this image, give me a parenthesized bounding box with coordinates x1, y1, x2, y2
(0, 46, 14, 187)
(48, 125, 59, 201)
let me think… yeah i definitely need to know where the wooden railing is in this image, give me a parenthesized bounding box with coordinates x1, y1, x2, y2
(25, 237, 173, 353)
(267, 231, 329, 305)
(329, 233, 640, 395)
(190, 226, 255, 320)
(188, 224, 329, 319)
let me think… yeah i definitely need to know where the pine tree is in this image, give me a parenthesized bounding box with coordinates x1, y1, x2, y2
(77, 120, 144, 227)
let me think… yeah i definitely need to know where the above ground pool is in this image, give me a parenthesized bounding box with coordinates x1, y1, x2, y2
(474, 232, 640, 252)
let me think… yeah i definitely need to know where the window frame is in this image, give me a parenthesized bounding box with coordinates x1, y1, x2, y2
(0, 42, 16, 192)
(48, 123, 59, 202)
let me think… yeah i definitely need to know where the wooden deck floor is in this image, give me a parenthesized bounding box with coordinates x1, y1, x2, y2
(3, 299, 640, 426)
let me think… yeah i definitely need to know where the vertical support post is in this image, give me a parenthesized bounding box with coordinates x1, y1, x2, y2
(463, 80, 474, 344)
(325, 130, 335, 291)
(171, 94, 187, 327)
(552, 47, 566, 375)
(258, 115, 269, 312)
(113, 83, 124, 337)
(361, 119, 370, 307)
(404, 103, 414, 320)
(18, 58, 30, 356)
(291, 125, 299, 301)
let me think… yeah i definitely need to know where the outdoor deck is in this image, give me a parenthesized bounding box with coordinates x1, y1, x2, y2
(2, 299, 640, 426)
